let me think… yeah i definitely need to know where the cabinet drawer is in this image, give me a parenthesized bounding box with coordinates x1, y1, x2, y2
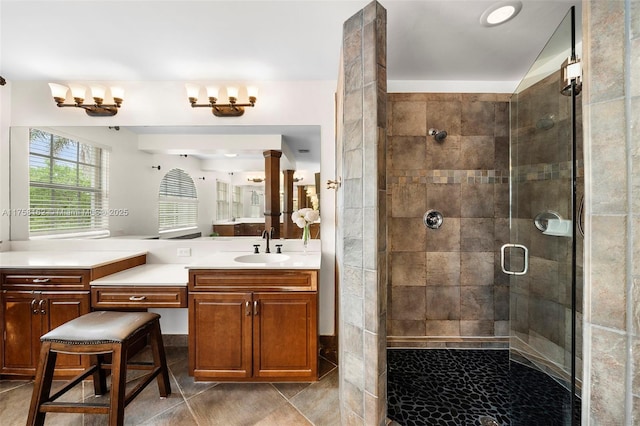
(91, 286, 187, 308)
(189, 269, 317, 291)
(2, 269, 90, 290)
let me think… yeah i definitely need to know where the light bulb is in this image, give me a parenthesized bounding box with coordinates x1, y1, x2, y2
(68, 84, 86, 101)
(206, 86, 219, 99)
(486, 5, 516, 24)
(247, 86, 259, 98)
(226, 86, 239, 100)
(185, 83, 200, 100)
(110, 86, 125, 101)
(90, 85, 106, 100)
(48, 83, 69, 100)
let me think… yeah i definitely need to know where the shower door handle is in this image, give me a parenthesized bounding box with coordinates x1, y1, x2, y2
(500, 243, 529, 275)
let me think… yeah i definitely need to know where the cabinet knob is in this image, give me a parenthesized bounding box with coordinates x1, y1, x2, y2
(245, 301, 251, 316)
(31, 299, 38, 314)
(253, 300, 259, 316)
(32, 278, 50, 283)
(128, 296, 147, 301)
(38, 299, 46, 315)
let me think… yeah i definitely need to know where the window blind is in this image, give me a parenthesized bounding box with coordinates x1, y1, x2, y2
(158, 168, 198, 233)
(28, 129, 110, 236)
(215, 181, 230, 221)
(232, 185, 243, 218)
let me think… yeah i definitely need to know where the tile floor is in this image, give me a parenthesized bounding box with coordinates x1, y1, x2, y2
(0, 346, 340, 425)
(387, 349, 580, 426)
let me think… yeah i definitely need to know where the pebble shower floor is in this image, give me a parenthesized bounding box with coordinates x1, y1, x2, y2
(387, 349, 580, 426)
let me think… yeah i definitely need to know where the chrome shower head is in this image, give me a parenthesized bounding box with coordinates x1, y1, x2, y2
(428, 128, 447, 142)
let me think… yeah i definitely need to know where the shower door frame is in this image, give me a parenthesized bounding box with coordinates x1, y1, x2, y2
(506, 6, 582, 425)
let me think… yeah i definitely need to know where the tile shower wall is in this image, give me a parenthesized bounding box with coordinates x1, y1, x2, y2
(386, 93, 510, 347)
(582, 0, 640, 424)
(337, 2, 388, 425)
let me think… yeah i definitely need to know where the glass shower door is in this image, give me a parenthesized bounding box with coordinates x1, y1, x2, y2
(506, 6, 582, 425)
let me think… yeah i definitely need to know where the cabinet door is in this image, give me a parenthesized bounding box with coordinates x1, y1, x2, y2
(253, 292, 317, 380)
(1, 291, 40, 373)
(189, 292, 253, 379)
(41, 291, 90, 370)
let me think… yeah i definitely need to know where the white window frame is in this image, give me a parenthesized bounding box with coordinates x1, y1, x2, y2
(216, 180, 230, 221)
(28, 128, 110, 239)
(232, 185, 243, 219)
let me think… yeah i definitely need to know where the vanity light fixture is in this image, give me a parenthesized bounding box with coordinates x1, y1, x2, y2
(480, 1, 522, 27)
(293, 176, 304, 183)
(186, 84, 257, 117)
(48, 83, 124, 116)
(247, 176, 265, 183)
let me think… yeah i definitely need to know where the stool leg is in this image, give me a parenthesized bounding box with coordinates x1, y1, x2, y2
(27, 342, 57, 426)
(150, 320, 171, 397)
(108, 344, 127, 426)
(90, 354, 108, 396)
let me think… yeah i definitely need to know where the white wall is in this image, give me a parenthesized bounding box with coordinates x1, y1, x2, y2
(2, 79, 337, 335)
(0, 81, 10, 252)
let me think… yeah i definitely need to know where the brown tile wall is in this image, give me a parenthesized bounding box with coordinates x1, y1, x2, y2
(338, 2, 387, 425)
(583, 0, 640, 423)
(386, 93, 510, 347)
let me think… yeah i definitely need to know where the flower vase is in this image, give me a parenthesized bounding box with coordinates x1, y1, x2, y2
(302, 224, 310, 252)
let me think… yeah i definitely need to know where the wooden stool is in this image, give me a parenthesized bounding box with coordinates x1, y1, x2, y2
(27, 311, 171, 426)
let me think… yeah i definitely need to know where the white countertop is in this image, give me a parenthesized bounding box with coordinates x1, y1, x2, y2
(1, 248, 320, 289)
(213, 218, 268, 225)
(187, 251, 321, 270)
(88, 252, 320, 286)
(90, 264, 188, 286)
(0, 250, 147, 269)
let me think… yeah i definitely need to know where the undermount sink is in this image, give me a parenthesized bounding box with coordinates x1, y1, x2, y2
(233, 253, 290, 264)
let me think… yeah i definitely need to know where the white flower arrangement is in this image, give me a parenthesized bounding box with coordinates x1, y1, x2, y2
(291, 208, 319, 228)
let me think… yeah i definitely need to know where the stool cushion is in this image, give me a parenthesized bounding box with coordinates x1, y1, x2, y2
(41, 311, 160, 345)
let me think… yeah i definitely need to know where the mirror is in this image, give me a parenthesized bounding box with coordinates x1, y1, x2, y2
(8, 125, 320, 240)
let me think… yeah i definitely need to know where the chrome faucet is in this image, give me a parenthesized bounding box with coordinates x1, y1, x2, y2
(262, 227, 275, 253)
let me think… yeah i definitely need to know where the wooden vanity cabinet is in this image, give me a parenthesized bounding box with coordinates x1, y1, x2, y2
(1, 255, 145, 378)
(1, 269, 91, 377)
(188, 269, 318, 382)
(212, 223, 241, 236)
(1, 290, 89, 376)
(212, 222, 268, 237)
(92, 285, 187, 309)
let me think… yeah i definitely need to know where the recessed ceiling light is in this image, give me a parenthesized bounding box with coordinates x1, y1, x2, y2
(224, 153, 238, 158)
(480, 1, 522, 27)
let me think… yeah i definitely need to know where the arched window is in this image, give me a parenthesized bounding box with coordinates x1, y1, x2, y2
(158, 168, 198, 233)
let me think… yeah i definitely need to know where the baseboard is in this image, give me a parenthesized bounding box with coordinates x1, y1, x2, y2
(163, 334, 339, 364)
(387, 335, 509, 349)
(162, 334, 188, 347)
(319, 335, 338, 364)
